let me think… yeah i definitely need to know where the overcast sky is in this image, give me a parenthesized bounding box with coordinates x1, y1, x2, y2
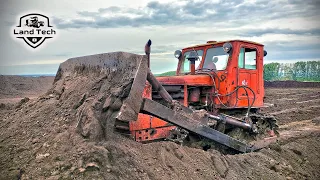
(0, 0, 319, 75)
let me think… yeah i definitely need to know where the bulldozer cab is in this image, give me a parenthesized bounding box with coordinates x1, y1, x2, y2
(173, 40, 266, 109)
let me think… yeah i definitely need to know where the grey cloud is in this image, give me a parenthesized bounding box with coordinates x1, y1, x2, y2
(99, 6, 121, 13)
(53, 0, 320, 29)
(77, 11, 99, 17)
(266, 50, 320, 61)
(118, 44, 181, 54)
(156, 40, 320, 62)
(150, 44, 184, 54)
(77, 7, 121, 17)
(238, 28, 320, 37)
(264, 42, 320, 61)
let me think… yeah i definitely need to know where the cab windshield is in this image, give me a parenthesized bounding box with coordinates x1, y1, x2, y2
(180, 47, 229, 74)
(202, 47, 229, 71)
(180, 49, 203, 73)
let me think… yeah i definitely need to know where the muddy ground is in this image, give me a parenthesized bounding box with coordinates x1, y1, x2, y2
(0, 52, 319, 180)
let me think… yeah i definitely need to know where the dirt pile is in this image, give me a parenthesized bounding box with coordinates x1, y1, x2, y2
(0, 52, 319, 180)
(0, 52, 145, 179)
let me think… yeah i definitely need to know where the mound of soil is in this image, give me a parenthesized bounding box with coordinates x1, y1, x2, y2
(0, 52, 319, 180)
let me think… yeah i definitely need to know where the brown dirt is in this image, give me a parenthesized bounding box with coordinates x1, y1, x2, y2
(264, 80, 320, 88)
(0, 52, 319, 180)
(0, 75, 54, 104)
(261, 88, 320, 125)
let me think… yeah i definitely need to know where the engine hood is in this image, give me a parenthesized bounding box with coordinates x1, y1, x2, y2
(156, 74, 214, 86)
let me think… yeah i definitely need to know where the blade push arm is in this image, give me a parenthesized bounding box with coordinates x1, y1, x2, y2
(141, 98, 252, 152)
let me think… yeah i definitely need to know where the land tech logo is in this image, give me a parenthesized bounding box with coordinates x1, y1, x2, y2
(13, 13, 57, 49)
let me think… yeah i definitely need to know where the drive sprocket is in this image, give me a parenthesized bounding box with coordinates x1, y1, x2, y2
(226, 113, 279, 145)
(250, 113, 279, 138)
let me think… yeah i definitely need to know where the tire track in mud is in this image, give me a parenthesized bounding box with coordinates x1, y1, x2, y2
(262, 88, 320, 125)
(270, 105, 320, 116)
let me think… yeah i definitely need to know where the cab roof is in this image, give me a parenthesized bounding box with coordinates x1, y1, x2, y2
(184, 40, 264, 49)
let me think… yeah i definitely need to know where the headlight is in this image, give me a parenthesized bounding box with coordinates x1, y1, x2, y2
(264, 50, 267, 57)
(174, 50, 182, 59)
(223, 42, 232, 53)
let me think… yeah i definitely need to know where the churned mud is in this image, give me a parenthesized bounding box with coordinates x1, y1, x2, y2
(0, 53, 319, 180)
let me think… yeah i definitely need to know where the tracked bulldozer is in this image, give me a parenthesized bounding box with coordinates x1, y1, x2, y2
(114, 39, 278, 153)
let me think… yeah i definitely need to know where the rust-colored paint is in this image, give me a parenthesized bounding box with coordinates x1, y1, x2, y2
(129, 83, 175, 140)
(157, 75, 213, 86)
(189, 88, 200, 102)
(190, 63, 195, 75)
(129, 83, 152, 131)
(183, 85, 188, 106)
(133, 126, 175, 142)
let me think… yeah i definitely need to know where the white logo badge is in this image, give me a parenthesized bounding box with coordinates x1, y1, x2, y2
(12, 13, 57, 49)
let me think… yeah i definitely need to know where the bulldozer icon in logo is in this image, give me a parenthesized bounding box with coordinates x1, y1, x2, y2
(25, 16, 45, 28)
(13, 13, 57, 49)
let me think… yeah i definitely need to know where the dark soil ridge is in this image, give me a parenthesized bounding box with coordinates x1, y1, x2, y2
(265, 80, 320, 88)
(0, 52, 319, 180)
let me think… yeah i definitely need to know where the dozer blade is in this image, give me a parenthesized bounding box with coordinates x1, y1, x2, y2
(116, 54, 149, 122)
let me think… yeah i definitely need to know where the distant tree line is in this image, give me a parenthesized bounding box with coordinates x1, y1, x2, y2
(156, 71, 176, 76)
(264, 61, 320, 82)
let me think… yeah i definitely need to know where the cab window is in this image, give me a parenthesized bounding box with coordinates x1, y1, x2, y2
(203, 47, 229, 70)
(238, 48, 257, 69)
(180, 50, 203, 73)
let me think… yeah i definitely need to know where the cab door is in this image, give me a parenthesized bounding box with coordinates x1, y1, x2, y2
(237, 45, 260, 108)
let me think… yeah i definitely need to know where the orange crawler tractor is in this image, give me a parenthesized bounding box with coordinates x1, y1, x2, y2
(115, 40, 278, 153)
